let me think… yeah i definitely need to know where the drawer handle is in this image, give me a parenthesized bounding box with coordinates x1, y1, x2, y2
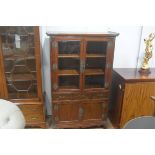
(150, 96, 155, 101)
(31, 117, 38, 120)
(118, 84, 122, 90)
(31, 108, 37, 111)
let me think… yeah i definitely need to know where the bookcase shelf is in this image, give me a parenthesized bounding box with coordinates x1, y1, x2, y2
(59, 69, 79, 76)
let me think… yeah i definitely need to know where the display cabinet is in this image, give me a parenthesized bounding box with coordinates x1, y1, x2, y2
(47, 33, 119, 128)
(0, 26, 46, 128)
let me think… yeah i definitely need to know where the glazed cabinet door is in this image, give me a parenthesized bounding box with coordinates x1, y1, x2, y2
(120, 82, 155, 128)
(51, 37, 83, 92)
(83, 38, 115, 90)
(0, 27, 42, 100)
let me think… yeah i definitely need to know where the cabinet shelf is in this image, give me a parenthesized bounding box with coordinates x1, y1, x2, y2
(6, 74, 36, 82)
(4, 56, 35, 61)
(85, 69, 104, 75)
(1, 33, 34, 37)
(59, 85, 79, 89)
(58, 54, 80, 58)
(7, 92, 37, 99)
(86, 54, 106, 58)
(85, 85, 104, 89)
(58, 70, 80, 76)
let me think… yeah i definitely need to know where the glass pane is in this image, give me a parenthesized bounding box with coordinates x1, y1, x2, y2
(85, 75, 104, 89)
(86, 41, 107, 55)
(59, 76, 79, 89)
(59, 58, 80, 71)
(85, 58, 105, 70)
(1, 26, 37, 99)
(58, 41, 80, 55)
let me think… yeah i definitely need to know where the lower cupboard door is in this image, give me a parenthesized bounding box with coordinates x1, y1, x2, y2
(81, 101, 107, 121)
(53, 101, 80, 123)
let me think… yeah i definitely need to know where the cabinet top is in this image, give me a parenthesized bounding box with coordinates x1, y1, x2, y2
(113, 68, 155, 82)
(46, 31, 119, 37)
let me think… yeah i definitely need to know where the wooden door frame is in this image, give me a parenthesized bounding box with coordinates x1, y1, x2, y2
(34, 27, 43, 102)
(0, 36, 8, 98)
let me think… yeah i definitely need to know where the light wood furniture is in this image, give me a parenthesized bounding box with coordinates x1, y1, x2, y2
(109, 68, 155, 128)
(47, 32, 119, 128)
(0, 26, 46, 128)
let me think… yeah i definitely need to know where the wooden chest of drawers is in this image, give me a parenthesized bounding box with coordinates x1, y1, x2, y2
(18, 101, 46, 128)
(109, 68, 155, 128)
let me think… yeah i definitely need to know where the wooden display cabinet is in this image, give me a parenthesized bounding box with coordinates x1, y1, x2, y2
(47, 32, 119, 128)
(109, 68, 155, 128)
(0, 26, 46, 128)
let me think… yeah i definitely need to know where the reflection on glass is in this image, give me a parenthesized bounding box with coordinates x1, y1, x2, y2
(85, 75, 104, 88)
(58, 41, 80, 55)
(85, 58, 105, 70)
(1, 26, 37, 99)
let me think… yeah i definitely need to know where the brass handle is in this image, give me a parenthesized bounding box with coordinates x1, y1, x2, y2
(150, 96, 155, 101)
(31, 117, 38, 120)
(118, 84, 122, 90)
(79, 107, 84, 119)
(80, 60, 85, 73)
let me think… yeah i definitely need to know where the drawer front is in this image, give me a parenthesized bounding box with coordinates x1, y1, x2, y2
(18, 104, 45, 123)
(19, 104, 43, 115)
(53, 91, 109, 101)
(25, 114, 44, 123)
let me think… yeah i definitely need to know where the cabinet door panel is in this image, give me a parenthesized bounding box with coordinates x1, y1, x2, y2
(120, 83, 155, 127)
(54, 101, 80, 122)
(81, 101, 107, 121)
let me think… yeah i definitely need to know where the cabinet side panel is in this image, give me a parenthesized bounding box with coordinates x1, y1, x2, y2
(109, 71, 125, 127)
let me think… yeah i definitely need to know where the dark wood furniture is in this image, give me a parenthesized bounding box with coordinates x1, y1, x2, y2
(47, 32, 119, 128)
(0, 26, 46, 128)
(109, 68, 155, 128)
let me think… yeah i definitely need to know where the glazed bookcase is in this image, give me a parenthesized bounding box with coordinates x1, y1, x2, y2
(0, 26, 46, 128)
(47, 32, 119, 128)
